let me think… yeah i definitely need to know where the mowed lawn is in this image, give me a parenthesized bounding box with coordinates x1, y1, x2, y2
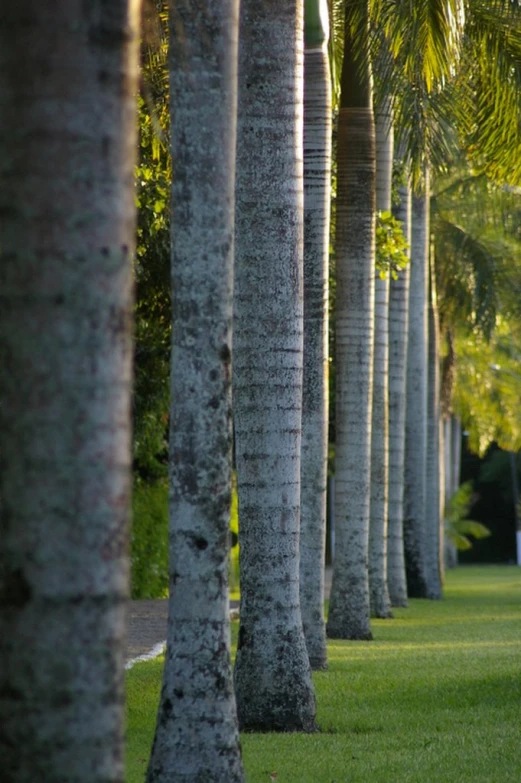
(126, 566, 521, 782)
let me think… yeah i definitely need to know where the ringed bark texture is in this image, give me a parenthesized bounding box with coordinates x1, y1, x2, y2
(300, 39, 332, 671)
(425, 266, 443, 599)
(327, 0, 375, 640)
(387, 175, 411, 608)
(369, 103, 393, 619)
(233, 0, 316, 732)
(403, 174, 430, 599)
(0, 3, 139, 782)
(327, 31, 375, 639)
(145, 4, 244, 781)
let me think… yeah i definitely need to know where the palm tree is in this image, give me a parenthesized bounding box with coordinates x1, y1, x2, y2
(387, 0, 521, 599)
(387, 160, 411, 607)
(327, 0, 376, 641)
(300, 0, 332, 671)
(403, 172, 432, 598)
(146, 3, 244, 780)
(425, 258, 443, 598)
(233, 0, 317, 731)
(432, 161, 521, 566)
(369, 98, 394, 618)
(0, 2, 139, 781)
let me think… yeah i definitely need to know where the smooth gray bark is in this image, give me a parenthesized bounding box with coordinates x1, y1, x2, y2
(369, 102, 393, 619)
(442, 416, 452, 574)
(444, 416, 461, 569)
(388, 174, 411, 608)
(300, 38, 332, 671)
(146, 5, 244, 781)
(425, 265, 443, 599)
(404, 171, 430, 598)
(0, 3, 139, 781)
(327, 2, 375, 640)
(233, 0, 316, 732)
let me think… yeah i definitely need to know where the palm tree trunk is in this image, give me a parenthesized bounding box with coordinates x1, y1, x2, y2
(327, 0, 375, 641)
(233, 0, 316, 732)
(369, 99, 393, 619)
(387, 166, 411, 608)
(425, 257, 443, 599)
(445, 416, 461, 568)
(441, 333, 458, 570)
(146, 4, 244, 781)
(300, 0, 332, 672)
(0, 4, 139, 781)
(404, 170, 430, 598)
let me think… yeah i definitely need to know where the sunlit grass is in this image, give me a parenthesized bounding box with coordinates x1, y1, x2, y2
(126, 565, 521, 782)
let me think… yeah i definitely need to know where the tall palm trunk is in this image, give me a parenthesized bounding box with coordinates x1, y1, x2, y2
(444, 416, 461, 569)
(425, 257, 443, 599)
(387, 164, 411, 608)
(0, 3, 139, 781)
(146, 4, 244, 781)
(327, 0, 375, 641)
(300, 0, 332, 671)
(369, 99, 393, 619)
(441, 332, 458, 570)
(404, 170, 430, 598)
(233, 0, 316, 732)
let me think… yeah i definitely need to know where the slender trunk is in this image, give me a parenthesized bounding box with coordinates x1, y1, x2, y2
(146, 5, 244, 781)
(425, 256, 443, 599)
(369, 99, 393, 618)
(233, 0, 316, 732)
(441, 331, 457, 571)
(439, 416, 446, 585)
(509, 453, 521, 565)
(327, 0, 375, 641)
(404, 170, 430, 598)
(442, 416, 452, 571)
(0, 3, 139, 781)
(387, 164, 410, 608)
(445, 416, 461, 568)
(300, 3, 332, 671)
(451, 417, 462, 501)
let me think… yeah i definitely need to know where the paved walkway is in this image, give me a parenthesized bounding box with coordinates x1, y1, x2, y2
(126, 568, 333, 667)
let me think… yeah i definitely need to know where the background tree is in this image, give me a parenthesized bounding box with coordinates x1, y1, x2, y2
(403, 175, 431, 598)
(233, 0, 316, 732)
(300, 0, 332, 671)
(368, 99, 394, 619)
(0, 2, 140, 780)
(387, 161, 411, 607)
(425, 259, 443, 597)
(145, 2, 244, 780)
(131, 63, 171, 599)
(327, 0, 376, 641)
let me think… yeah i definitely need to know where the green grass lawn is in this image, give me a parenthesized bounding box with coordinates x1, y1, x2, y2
(126, 565, 521, 782)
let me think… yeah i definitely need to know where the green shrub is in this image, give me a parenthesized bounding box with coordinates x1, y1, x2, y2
(131, 480, 169, 599)
(130, 477, 240, 599)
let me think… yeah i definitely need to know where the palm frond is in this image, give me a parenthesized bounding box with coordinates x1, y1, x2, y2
(456, 0, 521, 185)
(328, 0, 345, 108)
